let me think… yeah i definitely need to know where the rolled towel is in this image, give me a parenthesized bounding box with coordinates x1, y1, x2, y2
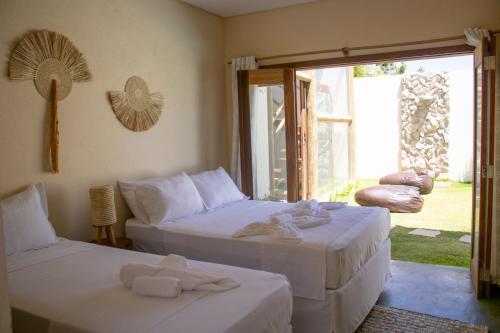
(120, 263, 163, 288)
(159, 254, 189, 269)
(155, 266, 240, 291)
(132, 276, 182, 298)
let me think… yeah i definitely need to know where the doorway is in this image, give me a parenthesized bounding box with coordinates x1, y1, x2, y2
(306, 56, 474, 269)
(237, 41, 496, 297)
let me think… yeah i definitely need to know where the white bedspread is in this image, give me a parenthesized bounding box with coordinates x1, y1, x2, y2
(7, 240, 292, 333)
(127, 200, 390, 300)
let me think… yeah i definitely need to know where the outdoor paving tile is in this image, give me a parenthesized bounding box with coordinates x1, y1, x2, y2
(408, 228, 441, 237)
(377, 260, 500, 331)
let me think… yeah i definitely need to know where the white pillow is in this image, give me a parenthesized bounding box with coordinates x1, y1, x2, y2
(1, 184, 57, 256)
(118, 176, 164, 223)
(135, 173, 205, 224)
(189, 167, 246, 210)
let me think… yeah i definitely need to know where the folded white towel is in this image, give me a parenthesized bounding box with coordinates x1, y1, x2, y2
(155, 267, 240, 291)
(233, 214, 303, 243)
(292, 216, 331, 229)
(232, 222, 275, 238)
(120, 263, 163, 288)
(269, 221, 303, 243)
(319, 201, 347, 210)
(120, 255, 240, 296)
(159, 254, 189, 269)
(233, 200, 342, 242)
(132, 276, 182, 298)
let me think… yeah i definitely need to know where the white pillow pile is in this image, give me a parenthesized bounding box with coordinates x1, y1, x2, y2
(118, 176, 164, 223)
(1, 184, 57, 255)
(119, 173, 205, 225)
(136, 173, 205, 225)
(189, 167, 246, 210)
(119, 167, 246, 224)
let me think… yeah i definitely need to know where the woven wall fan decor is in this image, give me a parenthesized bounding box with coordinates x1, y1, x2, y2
(109, 76, 164, 132)
(8, 30, 92, 173)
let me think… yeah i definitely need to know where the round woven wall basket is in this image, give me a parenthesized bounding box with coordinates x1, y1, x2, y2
(109, 76, 164, 132)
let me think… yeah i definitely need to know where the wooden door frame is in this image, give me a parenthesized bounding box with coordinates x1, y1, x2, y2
(485, 37, 496, 296)
(298, 80, 310, 200)
(470, 38, 487, 297)
(261, 44, 474, 70)
(237, 68, 299, 202)
(470, 37, 496, 298)
(237, 70, 253, 197)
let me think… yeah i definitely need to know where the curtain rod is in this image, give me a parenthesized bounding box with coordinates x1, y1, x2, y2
(226, 29, 500, 65)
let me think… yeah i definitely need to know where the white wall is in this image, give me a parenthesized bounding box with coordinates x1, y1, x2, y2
(0, 0, 225, 240)
(449, 70, 474, 182)
(353, 70, 473, 180)
(354, 75, 401, 179)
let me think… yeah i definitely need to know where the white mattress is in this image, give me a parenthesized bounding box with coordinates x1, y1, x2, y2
(7, 239, 292, 333)
(126, 200, 390, 296)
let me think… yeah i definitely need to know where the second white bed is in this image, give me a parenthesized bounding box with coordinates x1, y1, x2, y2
(126, 200, 390, 298)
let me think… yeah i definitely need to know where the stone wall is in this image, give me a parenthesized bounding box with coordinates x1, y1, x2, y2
(400, 73, 450, 178)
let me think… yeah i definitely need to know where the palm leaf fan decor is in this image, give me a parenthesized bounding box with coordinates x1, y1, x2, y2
(109, 76, 164, 132)
(8, 30, 92, 173)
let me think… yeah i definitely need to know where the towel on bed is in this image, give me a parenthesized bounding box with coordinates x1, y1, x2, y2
(132, 276, 182, 298)
(232, 200, 346, 242)
(120, 254, 240, 297)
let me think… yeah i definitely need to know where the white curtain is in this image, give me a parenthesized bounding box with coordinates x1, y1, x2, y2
(0, 212, 12, 333)
(230, 56, 258, 188)
(464, 27, 490, 47)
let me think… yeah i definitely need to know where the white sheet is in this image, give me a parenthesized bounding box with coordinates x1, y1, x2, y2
(7, 240, 292, 333)
(126, 200, 391, 300)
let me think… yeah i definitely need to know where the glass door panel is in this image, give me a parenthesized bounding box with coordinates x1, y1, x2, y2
(237, 68, 298, 202)
(472, 63, 482, 283)
(250, 84, 287, 201)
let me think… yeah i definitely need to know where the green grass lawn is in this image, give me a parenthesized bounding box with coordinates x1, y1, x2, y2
(329, 179, 472, 267)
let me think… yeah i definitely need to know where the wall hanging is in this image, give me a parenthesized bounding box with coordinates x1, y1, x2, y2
(8, 30, 92, 173)
(109, 76, 164, 132)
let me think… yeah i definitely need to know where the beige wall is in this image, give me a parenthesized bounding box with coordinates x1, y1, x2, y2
(224, 0, 500, 165)
(0, 0, 225, 240)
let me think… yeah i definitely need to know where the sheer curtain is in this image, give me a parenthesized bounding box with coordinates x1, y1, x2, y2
(230, 56, 258, 188)
(464, 27, 490, 46)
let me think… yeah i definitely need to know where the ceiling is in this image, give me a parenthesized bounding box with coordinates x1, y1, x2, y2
(181, 0, 320, 17)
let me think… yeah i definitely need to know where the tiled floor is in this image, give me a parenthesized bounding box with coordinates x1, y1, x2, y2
(377, 260, 500, 331)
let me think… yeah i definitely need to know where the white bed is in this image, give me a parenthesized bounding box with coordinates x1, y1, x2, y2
(125, 200, 392, 333)
(7, 239, 292, 333)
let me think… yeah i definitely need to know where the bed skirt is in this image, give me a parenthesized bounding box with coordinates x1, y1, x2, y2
(292, 239, 391, 333)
